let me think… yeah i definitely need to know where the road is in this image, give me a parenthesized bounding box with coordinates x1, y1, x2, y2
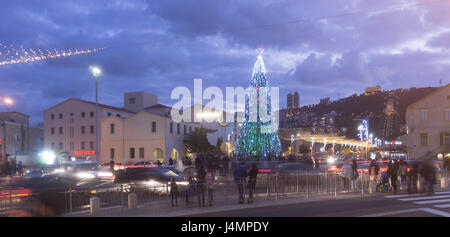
(187, 191, 450, 217)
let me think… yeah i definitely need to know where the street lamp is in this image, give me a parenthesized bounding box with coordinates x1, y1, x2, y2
(3, 97, 13, 105)
(90, 66, 102, 163)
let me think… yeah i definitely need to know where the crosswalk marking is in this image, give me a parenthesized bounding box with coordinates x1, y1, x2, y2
(413, 198, 450, 205)
(385, 191, 450, 198)
(433, 204, 450, 208)
(398, 195, 450, 202)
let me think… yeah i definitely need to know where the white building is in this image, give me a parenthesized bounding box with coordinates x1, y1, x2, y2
(44, 98, 135, 161)
(406, 84, 450, 160)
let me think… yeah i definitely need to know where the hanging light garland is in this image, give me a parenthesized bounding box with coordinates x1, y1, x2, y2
(0, 42, 105, 66)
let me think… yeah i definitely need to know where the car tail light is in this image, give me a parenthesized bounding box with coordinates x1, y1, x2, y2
(0, 188, 32, 198)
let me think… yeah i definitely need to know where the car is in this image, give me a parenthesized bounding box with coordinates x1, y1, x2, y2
(52, 161, 114, 181)
(272, 163, 316, 175)
(100, 162, 125, 171)
(114, 167, 188, 192)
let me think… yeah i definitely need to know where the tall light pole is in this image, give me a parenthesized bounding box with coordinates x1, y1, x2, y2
(90, 66, 102, 163)
(1, 97, 13, 161)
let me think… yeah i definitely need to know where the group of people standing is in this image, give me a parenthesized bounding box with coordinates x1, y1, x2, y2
(0, 158, 23, 177)
(170, 164, 216, 208)
(367, 158, 437, 195)
(233, 162, 259, 204)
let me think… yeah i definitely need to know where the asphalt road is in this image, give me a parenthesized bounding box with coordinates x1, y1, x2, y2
(187, 191, 450, 217)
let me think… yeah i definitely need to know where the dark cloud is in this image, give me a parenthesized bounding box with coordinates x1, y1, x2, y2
(0, 0, 449, 124)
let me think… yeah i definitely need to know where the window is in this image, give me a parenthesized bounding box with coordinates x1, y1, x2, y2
(107, 112, 111, 117)
(177, 124, 180, 134)
(70, 127, 74, 138)
(59, 127, 63, 135)
(445, 109, 450, 121)
(81, 112, 85, 118)
(90, 141, 94, 149)
(189, 126, 192, 134)
(81, 126, 85, 134)
(59, 113, 63, 119)
(139, 148, 144, 159)
(90, 112, 94, 117)
(59, 142, 63, 150)
(110, 148, 115, 160)
(420, 133, 428, 147)
(152, 122, 156, 133)
(420, 109, 428, 121)
(81, 142, 85, 149)
(170, 122, 173, 133)
(51, 127, 55, 135)
(110, 123, 115, 134)
(70, 142, 74, 151)
(51, 114, 55, 119)
(129, 98, 135, 104)
(90, 125, 94, 134)
(130, 148, 135, 159)
(117, 114, 121, 117)
(184, 125, 186, 135)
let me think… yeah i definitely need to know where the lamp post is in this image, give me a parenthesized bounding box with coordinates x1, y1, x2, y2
(1, 97, 13, 161)
(90, 66, 102, 163)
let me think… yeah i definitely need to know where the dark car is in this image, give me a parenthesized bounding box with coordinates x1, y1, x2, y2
(273, 163, 316, 175)
(0, 175, 79, 217)
(114, 167, 188, 192)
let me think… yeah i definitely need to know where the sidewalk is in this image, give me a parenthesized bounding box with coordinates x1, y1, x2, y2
(64, 189, 380, 217)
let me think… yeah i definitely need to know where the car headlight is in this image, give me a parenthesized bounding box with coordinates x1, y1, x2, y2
(145, 180, 164, 187)
(97, 171, 113, 177)
(76, 172, 95, 179)
(176, 181, 189, 186)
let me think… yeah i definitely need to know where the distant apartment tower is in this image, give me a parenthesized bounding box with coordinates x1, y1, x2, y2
(382, 91, 400, 139)
(287, 92, 300, 110)
(319, 97, 331, 105)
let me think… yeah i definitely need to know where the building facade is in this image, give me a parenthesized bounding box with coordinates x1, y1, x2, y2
(406, 84, 450, 159)
(44, 98, 135, 161)
(0, 112, 43, 158)
(287, 92, 300, 110)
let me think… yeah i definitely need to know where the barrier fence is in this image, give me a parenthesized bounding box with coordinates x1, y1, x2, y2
(1, 170, 448, 216)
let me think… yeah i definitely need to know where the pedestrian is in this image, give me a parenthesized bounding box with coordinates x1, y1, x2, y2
(4, 159, 11, 178)
(11, 158, 16, 176)
(247, 163, 258, 204)
(196, 167, 206, 207)
(170, 178, 178, 207)
(368, 160, 379, 193)
(387, 160, 399, 193)
(399, 160, 407, 188)
(169, 157, 174, 166)
(351, 158, 359, 190)
(206, 169, 215, 207)
(233, 162, 248, 204)
(185, 176, 195, 206)
(109, 160, 115, 172)
(17, 161, 23, 176)
(420, 159, 436, 195)
(408, 161, 419, 194)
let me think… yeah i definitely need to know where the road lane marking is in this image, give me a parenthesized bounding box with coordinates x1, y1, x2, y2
(360, 208, 450, 217)
(385, 191, 450, 198)
(433, 204, 450, 208)
(398, 195, 450, 202)
(413, 198, 450, 205)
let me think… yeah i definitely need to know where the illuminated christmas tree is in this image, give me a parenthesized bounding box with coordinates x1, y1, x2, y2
(236, 48, 281, 160)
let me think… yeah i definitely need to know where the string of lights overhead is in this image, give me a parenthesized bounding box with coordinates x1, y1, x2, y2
(0, 43, 105, 66)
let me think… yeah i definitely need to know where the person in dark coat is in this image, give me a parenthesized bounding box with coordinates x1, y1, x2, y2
(247, 163, 259, 204)
(17, 161, 23, 176)
(387, 160, 399, 193)
(408, 161, 420, 194)
(420, 159, 436, 195)
(196, 167, 206, 207)
(233, 162, 248, 204)
(169, 158, 174, 166)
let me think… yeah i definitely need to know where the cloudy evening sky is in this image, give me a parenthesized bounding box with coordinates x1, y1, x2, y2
(1, 0, 450, 124)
